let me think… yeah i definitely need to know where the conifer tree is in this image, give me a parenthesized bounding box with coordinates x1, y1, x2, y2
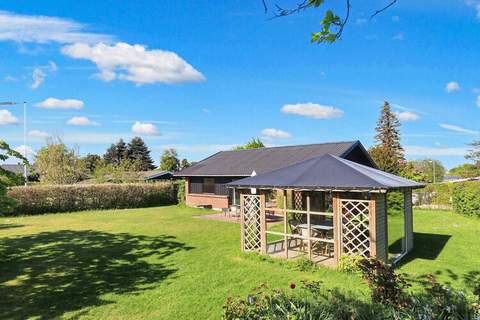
(127, 137, 155, 171)
(103, 143, 118, 165)
(368, 101, 405, 174)
(115, 139, 128, 163)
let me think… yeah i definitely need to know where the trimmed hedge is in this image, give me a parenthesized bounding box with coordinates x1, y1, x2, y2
(6, 183, 177, 216)
(452, 181, 480, 217)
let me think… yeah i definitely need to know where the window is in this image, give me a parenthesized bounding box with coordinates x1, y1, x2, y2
(203, 178, 215, 194)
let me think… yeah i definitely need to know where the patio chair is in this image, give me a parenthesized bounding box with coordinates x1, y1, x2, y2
(288, 219, 301, 234)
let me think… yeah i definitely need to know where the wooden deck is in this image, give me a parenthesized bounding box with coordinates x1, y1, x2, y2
(266, 239, 335, 268)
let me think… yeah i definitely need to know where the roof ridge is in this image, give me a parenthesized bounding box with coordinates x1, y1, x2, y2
(218, 140, 359, 154)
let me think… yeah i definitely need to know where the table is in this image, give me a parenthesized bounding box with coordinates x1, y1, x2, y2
(297, 221, 333, 231)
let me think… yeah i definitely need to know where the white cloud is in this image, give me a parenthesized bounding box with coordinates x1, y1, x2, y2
(405, 145, 468, 157)
(466, 0, 480, 19)
(0, 11, 113, 44)
(4, 75, 17, 81)
(156, 144, 236, 154)
(0, 109, 19, 125)
(281, 103, 344, 119)
(28, 130, 50, 138)
(132, 121, 160, 136)
(394, 111, 420, 121)
(445, 81, 460, 92)
(392, 32, 405, 41)
(14, 145, 35, 158)
(61, 42, 205, 85)
(261, 128, 292, 139)
(66, 116, 99, 126)
(35, 97, 84, 109)
(30, 67, 45, 89)
(48, 61, 58, 72)
(476, 95, 480, 107)
(440, 123, 479, 135)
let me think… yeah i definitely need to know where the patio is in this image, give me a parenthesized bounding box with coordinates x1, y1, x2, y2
(228, 154, 424, 267)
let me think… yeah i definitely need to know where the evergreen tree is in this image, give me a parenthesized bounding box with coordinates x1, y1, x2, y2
(180, 158, 191, 169)
(160, 149, 180, 171)
(115, 139, 128, 163)
(82, 154, 102, 174)
(103, 144, 118, 165)
(127, 137, 155, 171)
(368, 101, 404, 174)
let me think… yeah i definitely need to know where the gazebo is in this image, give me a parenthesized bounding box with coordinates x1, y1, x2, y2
(227, 154, 424, 267)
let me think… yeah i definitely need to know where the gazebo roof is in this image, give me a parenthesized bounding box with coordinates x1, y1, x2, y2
(227, 154, 424, 191)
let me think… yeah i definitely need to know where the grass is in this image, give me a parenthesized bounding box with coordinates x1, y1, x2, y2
(0, 206, 478, 319)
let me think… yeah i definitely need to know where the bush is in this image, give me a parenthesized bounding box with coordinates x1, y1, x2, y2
(452, 181, 480, 217)
(175, 180, 186, 205)
(337, 253, 363, 274)
(387, 192, 404, 215)
(414, 183, 455, 207)
(6, 182, 177, 216)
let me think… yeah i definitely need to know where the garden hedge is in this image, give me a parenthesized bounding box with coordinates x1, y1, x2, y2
(452, 181, 480, 218)
(6, 182, 177, 216)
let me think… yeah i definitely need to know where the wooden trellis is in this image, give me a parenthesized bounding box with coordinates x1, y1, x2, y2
(340, 199, 372, 258)
(294, 191, 304, 210)
(240, 194, 266, 252)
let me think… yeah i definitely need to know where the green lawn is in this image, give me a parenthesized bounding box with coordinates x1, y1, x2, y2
(0, 206, 478, 319)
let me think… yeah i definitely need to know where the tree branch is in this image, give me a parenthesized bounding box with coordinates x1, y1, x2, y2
(370, 0, 398, 19)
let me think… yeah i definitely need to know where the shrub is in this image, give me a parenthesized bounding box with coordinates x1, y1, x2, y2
(175, 180, 186, 205)
(6, 182, 177, 216)
(337, 253, 363, 274)
(387, 191, 404, 215)
(452, 181, 480, 217)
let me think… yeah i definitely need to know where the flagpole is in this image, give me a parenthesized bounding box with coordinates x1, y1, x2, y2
(23, 101, 27, 186)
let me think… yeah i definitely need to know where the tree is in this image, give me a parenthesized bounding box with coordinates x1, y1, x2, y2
(116, 139, 129, 163)
(465, 141, 480, 165)
(0, 140, 28, 214)
(180, 158, 191, 169)
(160, 149, 180, 172)
(81, 154, 102, 174)
(127, 137, 155, 171)
(448, 163, 480, 178)
(403, 159, 445, 183)
(35, 139, 86, 184)
(103, 143, 118, 165)
(261, 0, 398, 44)
(368, 102, 404, 174)
(234, 138, 265, 150)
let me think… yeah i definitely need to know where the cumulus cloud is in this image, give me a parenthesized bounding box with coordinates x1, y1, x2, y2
(35, 97, 84, 109)
(28, 129, 50, 138)
(132, 121, 160, 136)
(404, 145, 468, 157)
(30, 67, 45, 89)
(445, 81, 460, 92)
(0, 11, 113, 44)
(61, 42, 205, 85)
(0, 109, 19, 125)
(14, 145, 35, 158)
(261, 128, 292, 139)
(440, 123, 479, 135)
(394, 111, 420, 121)
(66, 116, 99, 126)
(281, 103, 344, 119)
(466, 0, 480, 19)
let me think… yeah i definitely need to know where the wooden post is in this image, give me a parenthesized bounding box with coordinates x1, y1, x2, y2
(283, 189, 288, 259)
(260, 193, 267, 254)
(240, 194, 245, 251)
(307, 193, 312, 260)
(332, 193, 340, 266)
(369, 194, 377, 258)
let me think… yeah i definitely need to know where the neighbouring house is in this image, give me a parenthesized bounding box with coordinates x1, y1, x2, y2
(144, 170, 174, 182)
(0, 164, 29, 177)
(174, 140, 376, 210)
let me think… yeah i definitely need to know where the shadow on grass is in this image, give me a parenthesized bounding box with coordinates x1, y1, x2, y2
(0, 223, 24, 230)
(0, 230, 193, 319)
(396, 232, 451, 262)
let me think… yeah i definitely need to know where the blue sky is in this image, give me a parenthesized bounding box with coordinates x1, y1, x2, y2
(1, 1, 479, 169)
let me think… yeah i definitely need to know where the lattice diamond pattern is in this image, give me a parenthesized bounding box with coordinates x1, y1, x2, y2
(242, 195, 262, 251)
(294, 191, 303, 210)
(341, 200, 371, 258)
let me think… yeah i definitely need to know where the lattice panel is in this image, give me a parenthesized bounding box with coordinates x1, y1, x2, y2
(294, 191, 303, 210)
(242, 195, 262, 251)
(340, 200, 371, 258)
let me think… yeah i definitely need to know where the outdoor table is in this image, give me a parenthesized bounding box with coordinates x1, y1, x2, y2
(297, 221, 333, 231)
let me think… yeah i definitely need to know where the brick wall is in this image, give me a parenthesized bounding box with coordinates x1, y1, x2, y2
(186, 193, 229, 210)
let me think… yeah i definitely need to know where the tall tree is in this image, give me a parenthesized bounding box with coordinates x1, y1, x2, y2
(103, 144, 118, 165)
(127, 137, 155, 171)
(116, 139, 129, 163)
(403, 159, 445, 183)
(368, 101, 404, 174)
(34, 139, 86, 184)
(465, 141, 480, 165)
(234, 138, 265, 150)
(180, 158, 191, 169)
(160, 149, 180, 172)
(81, 154, 102, 174)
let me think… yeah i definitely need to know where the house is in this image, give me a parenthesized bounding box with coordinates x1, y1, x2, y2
(0, 164, 29, 176)
(174, 140, 376, 210)
(144, 170, 174, 182)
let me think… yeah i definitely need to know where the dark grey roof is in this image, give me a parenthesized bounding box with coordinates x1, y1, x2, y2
(175, 141, 363, 177)
(227, 154, 424, 191)
(144, 170, 173, 180)
(0, 164, 27, 175)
